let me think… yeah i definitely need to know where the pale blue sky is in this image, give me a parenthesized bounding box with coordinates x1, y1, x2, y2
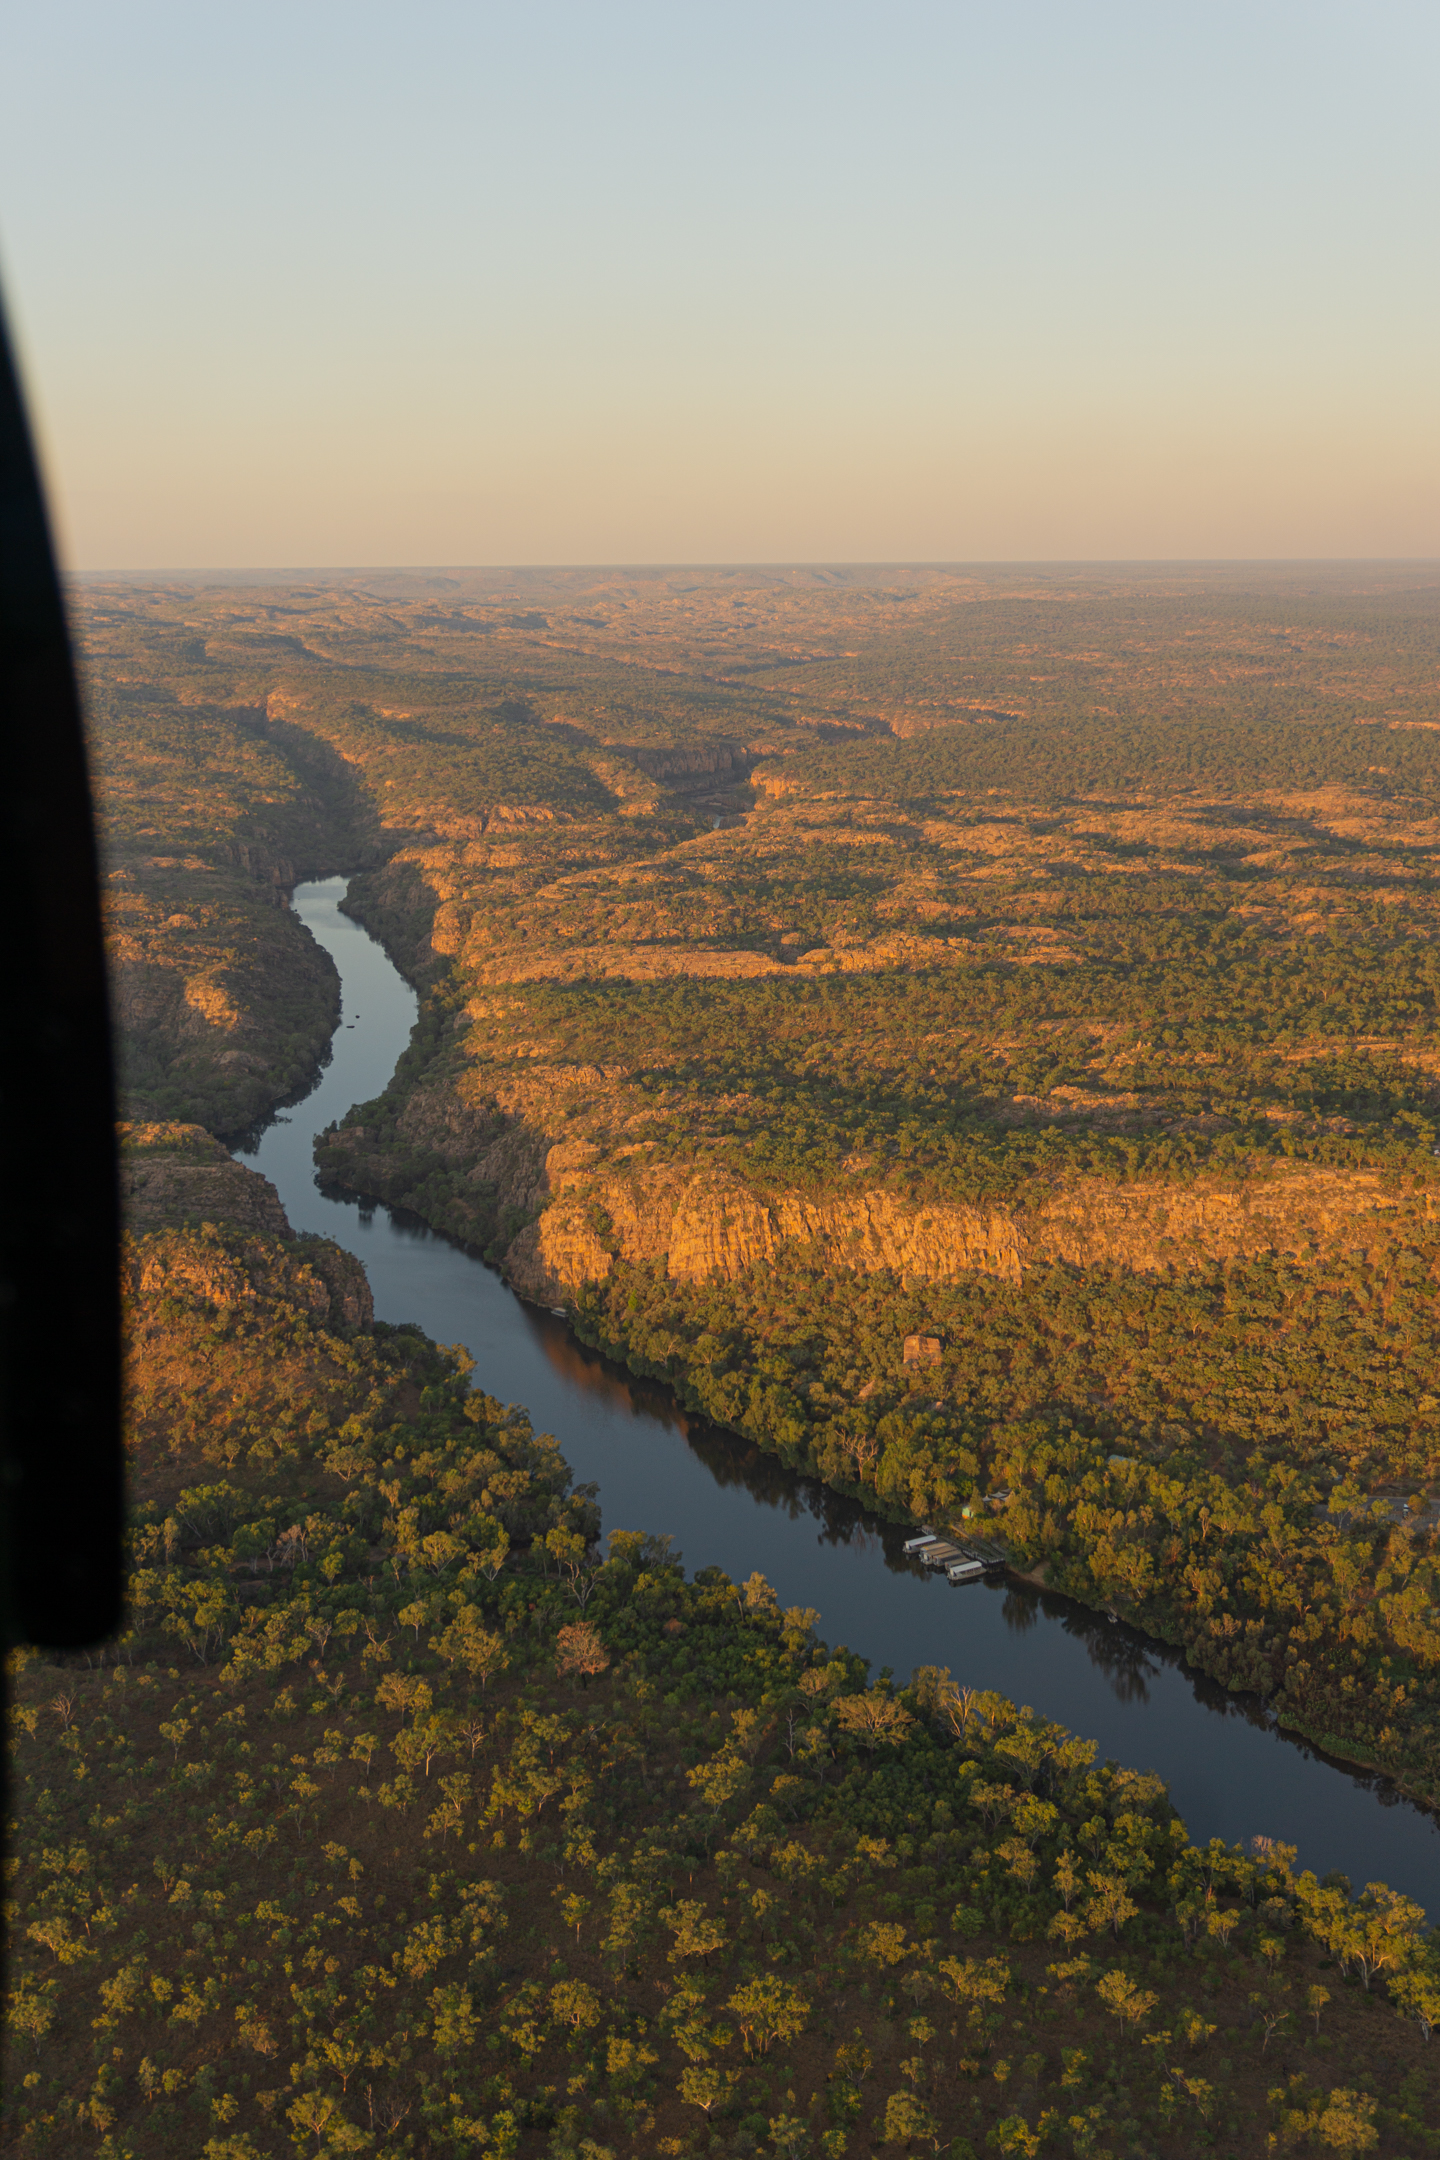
(1, 1, 1435, 565)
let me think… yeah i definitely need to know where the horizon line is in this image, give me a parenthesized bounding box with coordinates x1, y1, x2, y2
(68, 555, 1440, 580)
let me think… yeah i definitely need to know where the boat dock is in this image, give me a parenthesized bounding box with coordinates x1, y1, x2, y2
(902, 1529, 1006, 1583)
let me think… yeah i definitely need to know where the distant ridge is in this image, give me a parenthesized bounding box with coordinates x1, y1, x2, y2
(67, 558, 1440, 604)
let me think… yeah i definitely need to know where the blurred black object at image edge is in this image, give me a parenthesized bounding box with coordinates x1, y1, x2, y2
(0, 293, 121, 1651)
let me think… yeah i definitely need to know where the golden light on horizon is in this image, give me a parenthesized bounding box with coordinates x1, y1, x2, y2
(3, 1, 1436, 568)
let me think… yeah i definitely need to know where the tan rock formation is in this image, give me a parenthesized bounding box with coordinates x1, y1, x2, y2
(122, 1124, 373, 1329)
(303, 1241, 374, 1330)
(1025, 1168, 1414, 1272)
(126, 1225, 373, 1333)
(461, 941, 788, 986)
(619, 743, 752, 788)
(504, 1153, 1422, 1302)
(120, 1123, 291, 1240)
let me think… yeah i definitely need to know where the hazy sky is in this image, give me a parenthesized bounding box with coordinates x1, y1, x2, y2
(1, 1, 1436, 568)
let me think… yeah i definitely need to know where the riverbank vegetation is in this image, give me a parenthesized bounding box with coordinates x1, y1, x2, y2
(570, 1249, 1440, 1803)
(8, 1216, 1440, 2157)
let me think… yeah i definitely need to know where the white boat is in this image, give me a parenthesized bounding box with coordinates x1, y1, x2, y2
(946, 1558, 986, 1583)
(902, 1531, 939, 1554)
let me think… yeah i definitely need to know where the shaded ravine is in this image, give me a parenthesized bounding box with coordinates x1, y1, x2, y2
(238, 877, 1440, 1912)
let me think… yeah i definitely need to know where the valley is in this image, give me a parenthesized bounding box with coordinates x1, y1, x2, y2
(78, 565, 1440, 1799)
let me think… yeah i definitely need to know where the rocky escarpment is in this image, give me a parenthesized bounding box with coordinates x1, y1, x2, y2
(615, 742, 754, 789)
(317, 1086, 1429, 1305)
(104, 864, 344, 1135)
(124, 1222, 374, 1335)
(120, 1123, 372, 1328)
(504, 1156, 1429, 1300)
(91, 671, 390, 1134)
(120, 1122, 292, 1238)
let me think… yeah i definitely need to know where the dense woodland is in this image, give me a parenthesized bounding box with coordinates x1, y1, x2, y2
(570, 1249, 1440, 1802)
(17, 565, 1440, 2150)
(7, 1216, 1440, 2157)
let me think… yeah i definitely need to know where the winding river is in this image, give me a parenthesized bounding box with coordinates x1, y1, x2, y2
(238, 878, 1440, 1912)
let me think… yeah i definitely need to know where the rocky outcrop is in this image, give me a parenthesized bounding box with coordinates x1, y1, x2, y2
(120, 1123, 291, 1239)
(461, 942, 790, 986)
(506, 1166, 1020, 1297)
(504, 1152, 1425, 1301)
(122, 1125, 374, 1330)
(1023, 1169, 1418, 1273)
(226, 840, 301, 898)
(322, 1059, 1427, 1306)
(104, 866, 342, 1135)
(125, 1222, 373, 1333)
(617, 744, 752, 789)
(297, 1239, 374, 1330)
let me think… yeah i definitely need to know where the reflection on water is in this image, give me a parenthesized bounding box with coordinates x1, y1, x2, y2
(681, 1422, 919, 1568)
(502, 1282, 685, 1429)
(525, 1304, 911, 1560)
(1076, 1628, 1155, 1707)
(235, 878, 1440, 1915)
(1046, 1602, 1160, 1706)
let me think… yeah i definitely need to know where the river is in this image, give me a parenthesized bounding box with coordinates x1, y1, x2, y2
(237, 877, 1440, 1913)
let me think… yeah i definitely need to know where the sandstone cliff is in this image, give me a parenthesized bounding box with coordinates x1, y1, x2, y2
(125, 1224, 373, 1334)
(619, 743, 754, 788)
(315, 1000, 1435, 1309)
(120, 1124, 373, 1328)
(504, 1152, 1427, 1302)
(120, 1123, 292, 1239)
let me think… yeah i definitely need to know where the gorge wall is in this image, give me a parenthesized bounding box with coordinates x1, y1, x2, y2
(317, 1081, 1427, 1305)
(509, 1155, 1426, 1300)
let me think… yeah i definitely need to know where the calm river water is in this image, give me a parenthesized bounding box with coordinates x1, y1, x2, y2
(237, 878, 1440, 1912)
